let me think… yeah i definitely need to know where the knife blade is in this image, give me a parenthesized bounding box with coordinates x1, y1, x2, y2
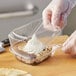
(0, 39, 10, 53)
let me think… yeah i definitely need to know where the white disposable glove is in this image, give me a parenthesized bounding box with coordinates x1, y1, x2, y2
(42, 0, 76, 31)
(62, 30, 76, 56)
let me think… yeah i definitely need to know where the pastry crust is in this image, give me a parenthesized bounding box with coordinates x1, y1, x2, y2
(0, 68, 31, 76)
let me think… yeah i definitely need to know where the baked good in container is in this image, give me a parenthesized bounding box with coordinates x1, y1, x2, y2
(13, 35, 52, 65)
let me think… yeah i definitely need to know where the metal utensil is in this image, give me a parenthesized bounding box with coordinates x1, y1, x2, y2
(0, 39, 10, 53)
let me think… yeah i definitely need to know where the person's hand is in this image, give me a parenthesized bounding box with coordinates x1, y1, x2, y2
(62, 31, 76, 56)
(42, 0, 72, 31)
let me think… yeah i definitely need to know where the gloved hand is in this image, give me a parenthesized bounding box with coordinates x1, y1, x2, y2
(42, 0, 72, 31)
(62, 30, 76, 56)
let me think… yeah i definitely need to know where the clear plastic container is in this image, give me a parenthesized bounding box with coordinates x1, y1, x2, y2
(8, 19, 61, 65)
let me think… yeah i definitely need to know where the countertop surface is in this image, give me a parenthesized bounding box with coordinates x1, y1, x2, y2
(0, 36, 76, 76)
